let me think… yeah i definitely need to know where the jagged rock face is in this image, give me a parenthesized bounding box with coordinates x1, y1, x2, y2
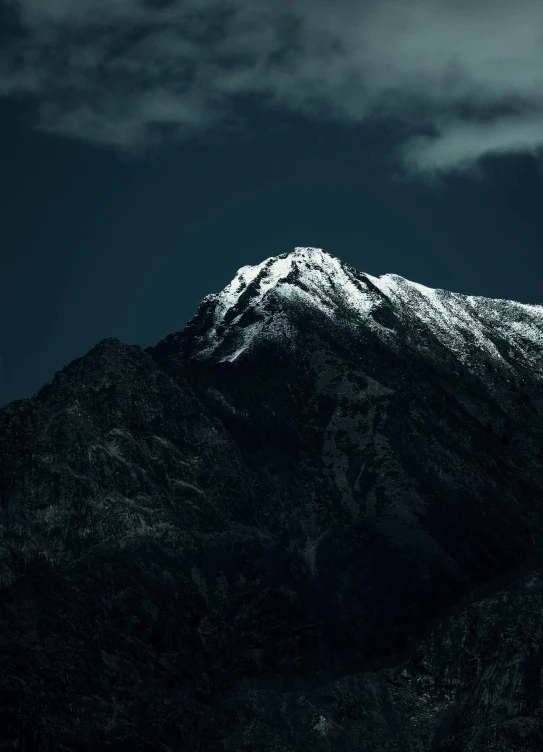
(1, 247, 543, 750)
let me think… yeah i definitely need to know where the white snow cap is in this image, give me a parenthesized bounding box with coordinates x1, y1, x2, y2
(194, 246, 543, 374)
(220, 247, 333, 305)
(214, 246, 375, 322)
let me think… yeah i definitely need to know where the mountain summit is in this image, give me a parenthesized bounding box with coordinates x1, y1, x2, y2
(2, 248, 543, 751)
(153, 246, 543, 386)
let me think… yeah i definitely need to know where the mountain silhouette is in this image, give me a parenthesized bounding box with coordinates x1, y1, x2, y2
(1, 247, 543, 750)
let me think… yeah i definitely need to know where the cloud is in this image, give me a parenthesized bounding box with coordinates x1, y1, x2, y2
(1, 0, 543, 175)
(400, 113, 543, 176)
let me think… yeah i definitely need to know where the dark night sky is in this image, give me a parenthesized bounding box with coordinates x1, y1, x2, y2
(1, 0, 543, 407)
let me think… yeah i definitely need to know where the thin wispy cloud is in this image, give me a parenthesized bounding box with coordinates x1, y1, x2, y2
(1, 0, 543, 175)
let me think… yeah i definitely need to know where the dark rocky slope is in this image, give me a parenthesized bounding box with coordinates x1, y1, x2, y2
(1, 247, 543, 750)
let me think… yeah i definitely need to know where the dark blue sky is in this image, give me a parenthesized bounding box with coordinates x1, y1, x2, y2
(2, 95, 543, 408)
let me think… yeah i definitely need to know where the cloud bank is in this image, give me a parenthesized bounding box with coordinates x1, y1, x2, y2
(1, 0, 543, 175)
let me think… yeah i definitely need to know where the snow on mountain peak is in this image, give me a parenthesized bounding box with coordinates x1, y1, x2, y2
(179, 247, 543, 378)
(189, 247, 381, 361)
(209, 246, 373, 327)
(217, 247, 337, 311)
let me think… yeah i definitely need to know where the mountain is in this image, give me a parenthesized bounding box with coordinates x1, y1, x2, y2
(1, 246, 543, 751)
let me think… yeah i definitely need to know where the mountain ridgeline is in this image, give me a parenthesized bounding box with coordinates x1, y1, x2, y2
(2, 247, 543, 750)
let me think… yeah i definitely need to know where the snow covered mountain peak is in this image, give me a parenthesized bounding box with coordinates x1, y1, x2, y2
(205, 246, 375, 321)
(212, 246, 343, 313)
(164, 247, 543, 381)
(187, 246, 380, 360)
